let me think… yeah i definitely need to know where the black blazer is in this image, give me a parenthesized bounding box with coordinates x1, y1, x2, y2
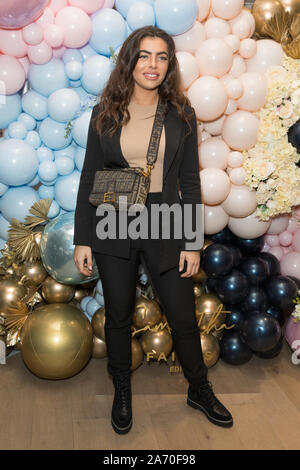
(73, 100, 203, 274)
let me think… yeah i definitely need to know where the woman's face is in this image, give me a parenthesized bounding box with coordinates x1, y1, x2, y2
(132, 36, 169, 93)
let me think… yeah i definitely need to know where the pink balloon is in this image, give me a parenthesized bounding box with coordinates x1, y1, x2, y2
(285, 316, 300, 350)
(49, 0, 67, 14)
(239, 38, 257, 59)
(197, 0, 211, 21)
(265, 235, 279, 247)
(293, 206, 300, 218)
(52, 45, 66, 58)
(225, 99, 237, 115)
(203, 115, 226, 135)
(266, 214, 289, 235)
(200, 168, 231, 205)
(262, 241, 270, 252)
(22, 23, 44, 45)
(282, 246, 292, 255)
(103, 0, 115, 6)
(176, 52, 199, 90)
(279, 230, 293, 246)
(195, 38, 233, 78)
(280, 251, 300, 277)
(225, 78, 243, 99)
(200, 131, 211, 142)
(69, 0, 105, 14)
(228, 151, 243, 167)
(188, 76, 228, 121)
(228, 211, 271, 238)
(224, 34, 240, 53)
(0, 29, 27, 57)
(27, 40, 53, 64)
(44, 24, 64, 48)
(0, 0, 49, 29)
(287, 217, 299, 233)
(268, 246, 284, 261)
(292, 229, 300, 252)
(0, 54, 26, 94)
(18, 56, 30, 75)
(204, 204, 229, 235)
(55, 6, 92, 48)
(204, 18, 230, 39)
(246, 39, 284, 74)
(222, 184, 257, 217)
(220, 73, 234, 87)
(222, 110, 259, 151)
(229, 55, 246, 77)
(35, 7, 55, 29)
(211, 0, 243, 20)
(230, 8, 255, 36)
(173, 21, 206, 54)
(199, 137, 229, 169)
(229, 167, 246, 184)
(237, 72, 268, 112)
(231, 18, 251, 39)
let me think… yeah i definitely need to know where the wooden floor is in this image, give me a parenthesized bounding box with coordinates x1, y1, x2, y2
(0, 340, 299, 450)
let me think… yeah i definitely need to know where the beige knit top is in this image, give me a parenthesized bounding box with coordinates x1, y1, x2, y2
(120, 99, 166, 192)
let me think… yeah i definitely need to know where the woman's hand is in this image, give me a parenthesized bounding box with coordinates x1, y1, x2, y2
(74, 245, 93, 276)
(179, 251, 200, 278)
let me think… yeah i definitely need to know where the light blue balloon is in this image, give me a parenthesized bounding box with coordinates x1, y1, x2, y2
(96, 279, 103, 294)
(72, 110, 92, 148)
(22, 90, 48, 121)
(0, 94, 22, 128)
(0, 183, 8, 197)
(48, 88, 81, 123)
(75, 146, 86, 171)
(69, 79, 81, 88)
(116, 0, 154, 17)
(38, 160, 58, 182)
(79, 43, 97, 61)
(40, 177, 57, 186)
(39, 117, 72, 150)
(86, 298, 101, 318)
(48, 199, 60, 218)
(37, 146, 54, 162)
(0, 186, 38, 223)
(54, 170, 81, 211)
(0, 213, 9, 240)
(54, 144, 76, 161)
(62, 49, 83, 64)
(25, 130, 41, 149)
(18, 112, 36, 131)
(90, 8, 127, 56)
(28, 58, 69, 97)
(55, 157, 74, 176)
(38, 184, 55, 199)
(154, 0, 198, 35)
(126, 22, 133, 38)
(81, 55, 112, 95)
(65, 60, 83, 80)
(94, 292, 104, 306)
(28, 174, 40, 187)
(0, 139, 38, 186)
(73, 86, 90, 104)
(8, 121, 27, 139)
(127, 2, 155, 29)
(80, 295, 93, 311)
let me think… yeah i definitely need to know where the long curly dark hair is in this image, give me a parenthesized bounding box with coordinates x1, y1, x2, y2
(93, 25, 193, 137)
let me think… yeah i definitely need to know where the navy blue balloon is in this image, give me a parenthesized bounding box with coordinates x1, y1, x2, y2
(214, 269, 249, 304)
(201, 243, 234, 278)
(210, 226, 234, 244)
(224, 305, 245, 331)
(288, 119, 300, 166)
(219, 331, 253, 365)
(286, 275, 300, 296)
(240, 313, 281, 353)
(242, 286, 270, 314)
(233, 236, 264, 254)
(265, 275, 298, 314)
(226, 244, 243, 267)
(266, 306, 285, 327)
(254, 336, 283, 358)
(257, 252, 280, 276)
(206, 277, 218, 293)
(240, 256, 269, 285)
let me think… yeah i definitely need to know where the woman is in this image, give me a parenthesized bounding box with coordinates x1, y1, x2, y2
(73, 26, 233, 434)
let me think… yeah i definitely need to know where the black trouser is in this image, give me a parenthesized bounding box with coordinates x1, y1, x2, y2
(93, 192, 208, 386)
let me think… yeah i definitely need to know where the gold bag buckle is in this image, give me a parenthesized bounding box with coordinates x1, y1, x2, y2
(104, 191, 115, 203)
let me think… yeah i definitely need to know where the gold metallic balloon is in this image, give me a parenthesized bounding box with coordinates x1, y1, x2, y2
(68, 299, 80, 309)
(252, 0, 286, 40)
(192, 267, 207, 284)
(91, 307, 106, 340)
(131, 337, 144, 371)
(211, 328, 224, 340)
(279, 0, 300, 15)
(21, 260, 48, 286)
(41, 276, 75, 303)
(141, 328, 173, 360)
(193, 283, 205, 298)
(74, 288, 90, 302)
(92, 335, 107, 358)
(20, 303, 93, 379)
(202, 239, 213, 251)
(0, 278, 27, 315)
(132, 296, 162, 329)
(200, 333, 220, 368)
(195, 293, 225, 333)
(6, 267, 14, 276)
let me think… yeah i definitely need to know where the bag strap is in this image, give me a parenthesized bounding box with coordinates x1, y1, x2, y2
(145, 95, 167, 174)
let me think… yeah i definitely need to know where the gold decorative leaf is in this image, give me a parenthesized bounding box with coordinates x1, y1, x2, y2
(290, 13, 300, 39)
(24, 198, 53, 228)
(7, 219, 41, 262)
(283, 38, 300, 58)
(4, 300, 29, 337)
(264, 9, 290, 43)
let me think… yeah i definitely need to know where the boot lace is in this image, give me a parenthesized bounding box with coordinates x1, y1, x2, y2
(197, 381, 220, 408)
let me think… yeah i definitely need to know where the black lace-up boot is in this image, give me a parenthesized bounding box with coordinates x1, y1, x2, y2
(111, 373, 132, 434)
(187, 380, 233, 428)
